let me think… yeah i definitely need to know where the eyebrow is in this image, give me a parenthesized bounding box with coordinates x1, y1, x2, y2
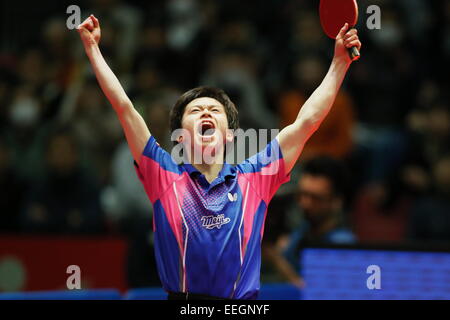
(188, 104, 224, 110)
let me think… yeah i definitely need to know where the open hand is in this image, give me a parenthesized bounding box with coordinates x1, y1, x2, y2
(77, 14, 101, 48)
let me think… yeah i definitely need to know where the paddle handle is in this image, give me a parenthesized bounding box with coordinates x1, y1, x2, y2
(347, 27, 360, 61)
(349, 46, 360, 61)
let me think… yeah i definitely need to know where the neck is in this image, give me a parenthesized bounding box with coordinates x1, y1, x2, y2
(193, 162, 224, 183)
(185, 146, 226, 183)
(310, 214, 340, 238)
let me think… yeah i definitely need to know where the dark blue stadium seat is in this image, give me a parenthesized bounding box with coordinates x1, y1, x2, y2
(125, 285, 303, 300)
(258, 283, 302, 300)
(0, 289, 122, 300)
(124, 287, 167, 300)
(0, 284, 304, 300)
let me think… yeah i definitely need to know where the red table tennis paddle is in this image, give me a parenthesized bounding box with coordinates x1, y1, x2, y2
(319, 0, 360, 61)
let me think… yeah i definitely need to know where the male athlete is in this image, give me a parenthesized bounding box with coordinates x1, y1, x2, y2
(77, 14, 361, 299)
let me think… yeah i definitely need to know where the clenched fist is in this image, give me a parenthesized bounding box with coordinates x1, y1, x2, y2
(77, 14, 101, 49)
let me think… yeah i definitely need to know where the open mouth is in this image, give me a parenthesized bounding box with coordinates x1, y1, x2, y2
(197, 120, 216, 137)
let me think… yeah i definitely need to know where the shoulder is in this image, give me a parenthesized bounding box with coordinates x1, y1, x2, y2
(235, 138, 284, 173)
(139, 136, 184, 175)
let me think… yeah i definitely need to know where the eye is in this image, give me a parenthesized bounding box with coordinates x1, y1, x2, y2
(191, 108, 200, 113)
(212, 108, 220, 113)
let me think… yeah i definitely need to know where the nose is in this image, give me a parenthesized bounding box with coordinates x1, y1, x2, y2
(200, 109, 212, 118)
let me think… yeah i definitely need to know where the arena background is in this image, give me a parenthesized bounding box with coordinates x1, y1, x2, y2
(0, 0, 449, 299)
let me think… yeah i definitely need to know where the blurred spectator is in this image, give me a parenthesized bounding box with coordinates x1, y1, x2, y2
(408, 155, 450, 243)
(87, 0, 144, 71)
(165, 0, 204, 52)
(278, 54, 356, 162)
(129, 61, 166, 103)
(102, 93, 175, 287)
(20, 128, 104, 234)
(0, 137, 25, 233)
(133, 22, 172, 87)
(442, 1, 450, 61)
(263, 156, 356, 287)
(5, 84, 51, 182)
(0, 66, 15, 129)
(399, 90, 450, 198)
(71, 78, 123, 184)
(408, 102, 450, 165)
(163, 0, 213, 87)
(286, 10, 328, 58)
(40, 17, 78, 91)
(350, 82, 449, 243)
(261, 188, 298, 284)
(350, 179, 413, 243)
(398, 0, 433, 46)
(202, 50, 276, 129)
(104, 93, 174, 223)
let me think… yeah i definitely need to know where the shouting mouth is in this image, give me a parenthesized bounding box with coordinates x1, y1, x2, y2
(197, 120, 216, 140)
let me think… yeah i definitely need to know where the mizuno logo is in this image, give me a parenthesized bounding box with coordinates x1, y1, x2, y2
(201, 214, 231, 230)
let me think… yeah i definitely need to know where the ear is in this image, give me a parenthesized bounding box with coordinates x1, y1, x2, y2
(225, 129, 234, 143)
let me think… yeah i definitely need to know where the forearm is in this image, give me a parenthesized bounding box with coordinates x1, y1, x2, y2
(77, 15, 150, 164)
(295, 58, 350, 130)
(277, 25, 360, 172)
(84, 44, 132, 114)
(262, 244, 304, 287)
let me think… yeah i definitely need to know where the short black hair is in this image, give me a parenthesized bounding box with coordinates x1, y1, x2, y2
(169, 86, 239, 136)
(302, 156, 349, 197)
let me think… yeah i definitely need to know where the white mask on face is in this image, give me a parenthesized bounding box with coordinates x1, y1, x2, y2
(9, 96, 40, 127)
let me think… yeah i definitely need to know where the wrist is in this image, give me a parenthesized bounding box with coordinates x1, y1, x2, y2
(84, 42, 100, 56)
(331, 56, 351, 76)
(332, 56, 351, 69)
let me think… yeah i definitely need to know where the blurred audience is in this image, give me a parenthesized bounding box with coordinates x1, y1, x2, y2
(408, 155, 450, 243)
(263, 156, 356, 287)
(103, 93, 175, 288)
(277, 54, 356, 162)
(20, 128, 104, 234)
(350, 178, 413, 243)
(70, 78, 123, 184)
(0, 137, 25, 233)
(201, 49, 275, 130)
(0, 0, 449, 289)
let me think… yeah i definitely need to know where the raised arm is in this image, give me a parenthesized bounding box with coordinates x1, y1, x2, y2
(277, 23, 361, 173)
(77, 15, 150, 165)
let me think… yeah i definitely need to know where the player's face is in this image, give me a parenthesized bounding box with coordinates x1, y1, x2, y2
(297, 175, 336, 223)
(180, 97, 232, 157)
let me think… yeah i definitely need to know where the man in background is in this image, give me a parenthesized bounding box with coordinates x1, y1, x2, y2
(264, 156, 356, 287)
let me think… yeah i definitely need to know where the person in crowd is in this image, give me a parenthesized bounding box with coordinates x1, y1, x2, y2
(264, 156, 356, 287)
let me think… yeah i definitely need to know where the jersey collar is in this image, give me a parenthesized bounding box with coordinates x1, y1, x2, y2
(183, 162, 236, 180)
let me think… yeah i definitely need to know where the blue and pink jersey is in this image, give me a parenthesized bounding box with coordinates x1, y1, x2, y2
(134, 136, 290, 299)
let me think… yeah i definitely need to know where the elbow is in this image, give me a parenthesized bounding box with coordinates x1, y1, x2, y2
(115, 100, 133, 115)
(297, 118, 320, 135)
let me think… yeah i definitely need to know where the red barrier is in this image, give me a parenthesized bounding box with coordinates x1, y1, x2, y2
(0, 236, 128, 293)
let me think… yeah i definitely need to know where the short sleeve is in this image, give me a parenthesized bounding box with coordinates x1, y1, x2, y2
(133, 136, 182, 203)
(236, 138, 291, 203)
